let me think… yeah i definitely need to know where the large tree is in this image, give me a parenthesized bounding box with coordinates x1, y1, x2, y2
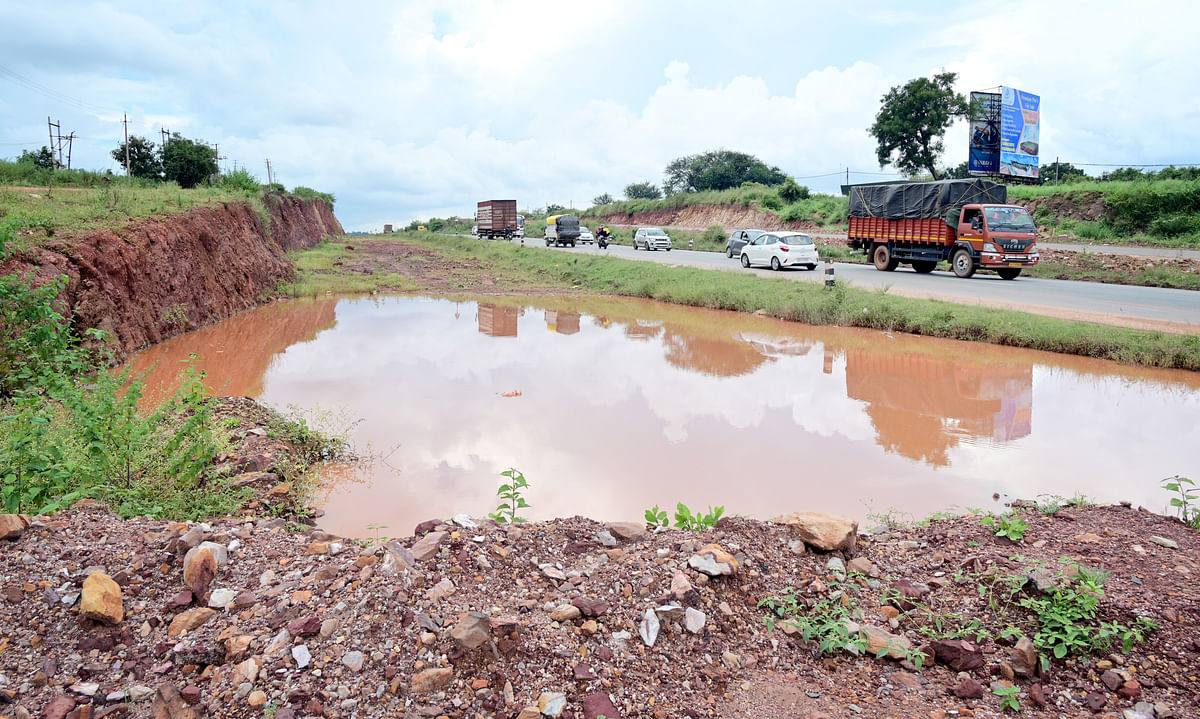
(161, 133, 218, 188)
(18, 146, 56, 169)
(111, 136, 163, 180)
(624, 182, 662, 200)
(663, 150, 786, 195)
(869, 72, 968, 180)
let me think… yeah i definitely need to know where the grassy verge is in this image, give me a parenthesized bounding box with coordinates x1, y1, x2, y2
(279, 240, 419, 296)
(1026, 253, 1200, 290)
(305, 232, 1200, 370)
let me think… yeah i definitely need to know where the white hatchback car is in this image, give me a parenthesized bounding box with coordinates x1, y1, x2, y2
(740, 232, 819, 271)
(633, 227, 672, 251)
(578, 226, 595, 244)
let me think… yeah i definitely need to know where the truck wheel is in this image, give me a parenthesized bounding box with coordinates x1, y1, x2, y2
(997, 268, 1022, 280)
(872, 244, 899, 272)
(912, 260, 937, 274)
(951, 248, 976, 278)
(545, 240, 552, 247)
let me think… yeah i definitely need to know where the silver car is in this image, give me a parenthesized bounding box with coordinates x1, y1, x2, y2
(578, 226, 595, 244)
(725, 229, 766, 258)
(633, 227, 672, 251)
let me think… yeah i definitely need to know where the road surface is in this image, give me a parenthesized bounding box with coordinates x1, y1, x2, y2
(517, 240, 1200, 336)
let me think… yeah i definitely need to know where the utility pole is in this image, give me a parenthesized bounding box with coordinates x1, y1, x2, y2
(265, 158, 273, 186)
(65, 132, 75, 169)
(47, 117, 62, 169)
(161, 127, 171, 148)
(1055, 156, 1060, 185)
(846, 167, 850, 186)
(123, 114, 131, 184)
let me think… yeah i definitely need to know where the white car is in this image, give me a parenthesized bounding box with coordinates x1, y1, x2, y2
(578, 226, 595, 244)
(633, 227, 672, 251)
(740, 232, 819, 271)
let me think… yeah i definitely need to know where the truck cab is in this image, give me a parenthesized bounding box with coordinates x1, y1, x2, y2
(948, 204, 1039, 279)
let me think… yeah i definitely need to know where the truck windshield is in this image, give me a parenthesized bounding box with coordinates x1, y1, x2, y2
(984, 207, 1036, 232)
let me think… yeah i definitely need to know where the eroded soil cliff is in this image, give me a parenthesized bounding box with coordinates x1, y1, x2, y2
(1, 194, 341, 359)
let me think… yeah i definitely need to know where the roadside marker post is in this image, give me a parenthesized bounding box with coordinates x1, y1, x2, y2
(825, 258, 835, 288)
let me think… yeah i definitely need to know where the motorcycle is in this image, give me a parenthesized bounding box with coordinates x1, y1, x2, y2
(597, 232, 609, 249)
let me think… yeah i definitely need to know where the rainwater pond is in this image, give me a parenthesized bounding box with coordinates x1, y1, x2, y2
(128, 294, 1200, 537)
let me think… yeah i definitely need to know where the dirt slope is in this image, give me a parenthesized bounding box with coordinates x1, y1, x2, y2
(1, 194, 341, 360)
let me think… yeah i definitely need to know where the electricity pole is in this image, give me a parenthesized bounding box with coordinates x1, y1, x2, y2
(265, 158, 273, 186)
(123, 114, 131, 184)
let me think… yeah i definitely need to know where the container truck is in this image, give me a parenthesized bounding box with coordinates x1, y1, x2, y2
(544, 214, 581, 247)
(847, 179, 1039, 279)
(476, 200, 519, 239)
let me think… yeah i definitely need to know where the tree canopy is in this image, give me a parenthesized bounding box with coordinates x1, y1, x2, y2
(161, 134, 218, 188)
(18, 146, 56, 169)
(592, 193, 614, 206)
(111, 136, 163, 180)
(663, 150, 786, 195)
(624, 182, 662, 200)
(869, 72, 968, 180)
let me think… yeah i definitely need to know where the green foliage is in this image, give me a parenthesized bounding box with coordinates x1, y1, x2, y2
(1162, 475, 1200, 528)
(759, 582, 870, 656)
(291, 186, 336, 208)
(644, 504, 668, 528)
(672, 502, 724, 530)
(111, 136, 163, 180)
(980, 512, 1029, 541)
(870, 72, 968, 179)
(701, 225, 725, 246)
(663, 150, 787, 195)
(161, 134, 218, 188)
(778, 178, 810, 203)
(216, 168, 261, 194)
(18, 146, 57, 170)
(592, 193, 614, 206)
(1104, 178, 1200, 236)
(488, 467, 530, 523)
(624, 182, 662, 200)
(1017, 561, 1154, 670)
(993, 684, 1021, 712)
(1040, 161, 1090, 184)
(760, 193, 783, 211)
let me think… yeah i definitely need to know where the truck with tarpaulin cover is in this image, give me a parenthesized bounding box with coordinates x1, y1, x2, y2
(847, 179, 1039, 279)
(544, 214, 580, 247)
(475, 200, 519, 239)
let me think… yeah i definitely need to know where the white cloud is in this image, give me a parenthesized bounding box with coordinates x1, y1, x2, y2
(1, 1, 1198, 229)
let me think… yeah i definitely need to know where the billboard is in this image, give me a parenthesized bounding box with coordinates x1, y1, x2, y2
(998, 86, 1040, 178)
(968, 91, 1001, 175)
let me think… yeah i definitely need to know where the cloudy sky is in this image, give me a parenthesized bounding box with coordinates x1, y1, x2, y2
(2, 1, 1198, 231)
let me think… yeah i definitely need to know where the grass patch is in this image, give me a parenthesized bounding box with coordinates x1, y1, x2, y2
(1026, 253, 1200, 290)
(349, 233, 1200, 370)
(278, 239, 418, 297)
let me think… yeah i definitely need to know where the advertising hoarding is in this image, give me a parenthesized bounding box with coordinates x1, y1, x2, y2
(998, 87, 1040, 178)
(968, 91, 1001, 175)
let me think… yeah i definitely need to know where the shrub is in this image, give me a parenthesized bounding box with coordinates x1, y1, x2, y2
(761, 193, 784, 211)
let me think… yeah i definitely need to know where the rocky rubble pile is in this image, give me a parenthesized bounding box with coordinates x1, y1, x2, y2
(0, 502, 1196, 719)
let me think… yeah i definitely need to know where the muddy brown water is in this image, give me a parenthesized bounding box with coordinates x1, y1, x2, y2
(127, 295, 1200, 538)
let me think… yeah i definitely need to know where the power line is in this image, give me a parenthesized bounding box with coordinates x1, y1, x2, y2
(0, 64, 120, 116)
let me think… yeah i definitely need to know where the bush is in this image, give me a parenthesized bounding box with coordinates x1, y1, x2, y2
(1149, 212, 1200, 238)
(779, 178, 810, 203)
(216, 168, 261, 194)
(702, 225, 726, 245)
(761, 193, 784, 211)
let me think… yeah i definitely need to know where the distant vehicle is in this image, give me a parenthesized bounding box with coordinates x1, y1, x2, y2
(578, 226, 595, 244)
(725, 229, 767, 258)
(470, 225, 478, 237)
(515, 215, 526, 239)
(847, 179, 1039, 279)
(476, 199, 519, 239)
(740, 232, 819, 271)
(545, 215, 581, 247)
(417, 225, 426, 231)
(633, 227, 672, 251)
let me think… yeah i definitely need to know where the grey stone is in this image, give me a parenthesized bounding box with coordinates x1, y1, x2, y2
(292, 645, 311, 669)
(638, 609, 660, 647)
(341, 650, 365, 672)
(684, 607, 706, 633)
(1149, 535, 1178, 549)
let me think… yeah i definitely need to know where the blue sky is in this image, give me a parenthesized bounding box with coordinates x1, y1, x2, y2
(2, 1, 1198, 231)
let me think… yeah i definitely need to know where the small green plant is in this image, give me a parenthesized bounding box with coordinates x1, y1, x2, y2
(759, 581, 869, 656)
(488, 467, 530, 523)
(1162, 475, 1200, 528)
(160, 303, 188, 327)
(993, 684, 1021, 712)
(673, 502, 724, 530)
(644, 505, 668, 528)
(366, 522, 389, 542)
(981, 512, 1029, 541)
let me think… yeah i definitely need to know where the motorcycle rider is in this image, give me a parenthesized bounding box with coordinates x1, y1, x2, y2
(596, 225, 612, 248)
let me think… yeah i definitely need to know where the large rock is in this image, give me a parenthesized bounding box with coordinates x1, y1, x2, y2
(80, 572, 124, 625)
(0, 513, 30, 540)
(411, 667, 453, 693)
(582, 692, 622, 719)
(605, 521, 646, 542)
(1007, 636, 1039, 677)
(930, 639, 985, 671)
(182, 547, 217, 598)
(167, 608, 217, 637)
(777, 512, 858, 553)
(451, 612, 492, 650)
(152, 683, 202, 719)
(687, 544, 739, 577)
(859, 625, 912, 659)
(42, 696, 76, 719)
(410, 531, 448, 561)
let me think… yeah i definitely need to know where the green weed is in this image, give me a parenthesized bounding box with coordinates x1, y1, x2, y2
(993, 684, 1021, 712)
(488, 467, 530, 523)
(981, 512, 1029, 541)
(1162, 475, 1200, 528)
(759, 581, 869, 656)
(672, 502, 724, 530)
